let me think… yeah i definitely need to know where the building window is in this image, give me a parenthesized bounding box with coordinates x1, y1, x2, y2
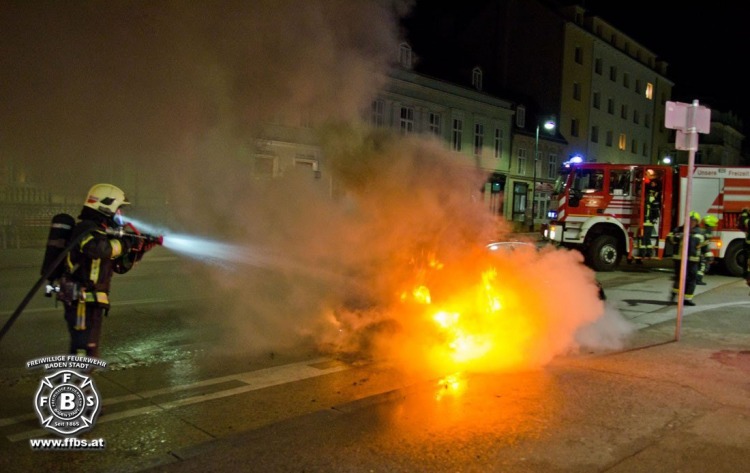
(547, 153, 558, 179)
(635, 79, 642, 94)
(570, 118, 580, 137)
(593, 91, 601, 109)
(574, 46, 583, 64)
(474, 123, 484, 156)
(515, 105, 526, 128)
(452, 118, 463, 151)
(623, 72, 630, 88)
(606, 130, 613, 147)
(607, 98, 614, 114)
(429, 112, 441, 136)
(595, 58, 603, 75)
(399, 42, 412, 69)
(512, 182, 528, 223)
(400, 106, 414, 134)
(517, 148, 527, 175)
(621, 104, 628, 119)
(631, 139, 637, 153)
(646, 82, 654, 100)
(472, 66, 483, 91)
(633, 109, 640, 124)
(371, 99, 385, 127)
(591, 125, 599, 143)
(494, 128, 504, 159)
(573, 82, 581, 101)
(645, 114, 651, 128)
(609, 66, 617, 81)
(618, 133, 627, 150)
(642, 142, 648, 157)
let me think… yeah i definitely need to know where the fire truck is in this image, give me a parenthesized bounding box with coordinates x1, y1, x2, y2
(541, 160, 750, 276)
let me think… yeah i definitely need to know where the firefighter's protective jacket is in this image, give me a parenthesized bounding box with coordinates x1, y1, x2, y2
(65, 216, 136, 307)
(668, 226, 704, 262)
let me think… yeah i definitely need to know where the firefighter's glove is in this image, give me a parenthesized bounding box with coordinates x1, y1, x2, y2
(121, 235, 143, 254)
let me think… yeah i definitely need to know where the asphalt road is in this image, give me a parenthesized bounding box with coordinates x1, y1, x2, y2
(1, 248, 749, 473)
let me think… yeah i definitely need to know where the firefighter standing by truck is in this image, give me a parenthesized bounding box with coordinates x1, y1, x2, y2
(641, 185, 661, 258)
(59, 184, 158, 358)
(696, 215, 718, 285)
(740, 207, 750, 287)
(668, 211, 704, 306)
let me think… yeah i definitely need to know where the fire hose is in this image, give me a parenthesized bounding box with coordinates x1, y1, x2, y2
(0, 223, 162, 344)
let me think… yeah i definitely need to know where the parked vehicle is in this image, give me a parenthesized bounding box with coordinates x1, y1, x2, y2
(541, 161, 750, 276)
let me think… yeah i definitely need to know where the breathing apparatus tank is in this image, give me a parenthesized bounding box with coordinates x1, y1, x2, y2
(40, 213, 76, 283)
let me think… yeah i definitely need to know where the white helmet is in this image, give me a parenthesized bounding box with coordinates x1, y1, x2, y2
(83, 183, 130, 217)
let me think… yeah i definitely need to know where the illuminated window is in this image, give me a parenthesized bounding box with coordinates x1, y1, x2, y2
(618, 133, 627, 150)
(646, 82, 654, 100)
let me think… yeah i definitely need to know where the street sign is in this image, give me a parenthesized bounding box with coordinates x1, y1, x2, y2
(665, 101, 711, 133)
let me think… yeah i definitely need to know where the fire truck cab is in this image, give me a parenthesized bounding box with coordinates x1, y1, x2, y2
(542, 160, 750, 276)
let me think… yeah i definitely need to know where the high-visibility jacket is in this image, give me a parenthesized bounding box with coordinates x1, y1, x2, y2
(668, 226, 704, 262)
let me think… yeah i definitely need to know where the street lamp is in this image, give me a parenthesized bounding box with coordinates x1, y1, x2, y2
(530, 119, 556, 231)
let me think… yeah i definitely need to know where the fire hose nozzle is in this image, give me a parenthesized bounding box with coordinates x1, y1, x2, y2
(106, 227, 163, 246)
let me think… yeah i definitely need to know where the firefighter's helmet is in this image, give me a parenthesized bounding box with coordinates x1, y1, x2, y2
(83, 183, 130, 217)
(703, 215, 719, 227)
(689, 211, 701, 221)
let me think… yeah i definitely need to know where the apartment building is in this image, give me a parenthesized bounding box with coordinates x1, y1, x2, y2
(404, 0, 674, 167)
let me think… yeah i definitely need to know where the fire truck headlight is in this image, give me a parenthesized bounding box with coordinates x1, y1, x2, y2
(549, 225, 557, 240)
(547, 210, 558, 220)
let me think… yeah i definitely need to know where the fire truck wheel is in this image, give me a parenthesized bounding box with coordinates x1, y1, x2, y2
(722, 240, 746, 278)
(586, 235, 620, 272)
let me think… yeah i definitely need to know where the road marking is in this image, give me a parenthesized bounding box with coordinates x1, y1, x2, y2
(4, 357, 350, 442)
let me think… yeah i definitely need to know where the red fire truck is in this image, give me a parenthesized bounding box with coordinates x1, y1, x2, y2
(541, 160, 750, 276)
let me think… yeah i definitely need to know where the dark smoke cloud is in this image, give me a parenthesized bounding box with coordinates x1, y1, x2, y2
(1, 0, 403, 197)
(2, 1, 631, 365)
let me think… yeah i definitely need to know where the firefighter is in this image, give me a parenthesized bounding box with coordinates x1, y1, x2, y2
(740, 208, 750, 286)
(61, 184, 157, 358)
(640, 187, 660, 258)
(696, 215, 718, 285)
(668, 211, 704, 306)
